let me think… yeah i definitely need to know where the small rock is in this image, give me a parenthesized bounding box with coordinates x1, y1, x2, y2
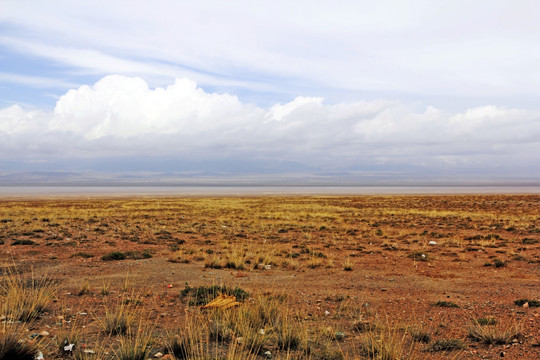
(428, 241, 437, 245)
(264, 264, 271, 270)
(39, 330, 49, 337)
(325, 310, 330, 316)
(259, 328, 265, 335)
(264, 350, 272, 359)
(522, 302, 529, 308)
(154, 352, 163, 358)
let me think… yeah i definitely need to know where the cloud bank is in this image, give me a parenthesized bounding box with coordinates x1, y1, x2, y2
(1, 75, 540, 177)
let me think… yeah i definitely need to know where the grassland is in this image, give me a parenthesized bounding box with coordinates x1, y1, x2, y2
(0, 195, 539, 359)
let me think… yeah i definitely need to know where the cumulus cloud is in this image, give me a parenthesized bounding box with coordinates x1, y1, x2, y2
(1, 75, 539, 174)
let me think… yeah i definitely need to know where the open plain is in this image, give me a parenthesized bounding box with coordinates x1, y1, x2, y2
(1, 194, 539, 359)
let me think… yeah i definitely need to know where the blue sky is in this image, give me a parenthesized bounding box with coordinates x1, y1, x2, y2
(1, 1, 540, 183)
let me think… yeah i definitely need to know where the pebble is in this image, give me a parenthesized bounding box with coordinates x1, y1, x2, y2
(40, 330, 50, 337)
(154, 352, 163, 358)
(428, 241, 437, 245)
(264, 350, 272, 359)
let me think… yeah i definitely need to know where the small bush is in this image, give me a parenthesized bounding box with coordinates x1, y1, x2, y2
(101, 252, 127, 261)
(514, 299, 540, 307)
(11, 239, 37, 246)
(493, 259, 506, 268)
(409, 251, 429, 261)
(71, 252, 94, 259)
(427, 338, 466, 352)
(433, 300, 459, 308)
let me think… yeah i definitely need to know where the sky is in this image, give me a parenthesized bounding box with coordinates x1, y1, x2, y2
(1, 1, 540, 184)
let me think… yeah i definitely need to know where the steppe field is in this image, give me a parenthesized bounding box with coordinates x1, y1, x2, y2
(1, 194, 539, 360)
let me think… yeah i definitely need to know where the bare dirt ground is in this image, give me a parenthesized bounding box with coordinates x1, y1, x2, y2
(1, 195, 539, 359)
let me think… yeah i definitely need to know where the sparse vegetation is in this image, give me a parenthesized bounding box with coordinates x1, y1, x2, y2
(1, 194, 539, 359)
(468, 318, 522, 345)
(433, 300, 460, 308)
(427, 338, 466, 352)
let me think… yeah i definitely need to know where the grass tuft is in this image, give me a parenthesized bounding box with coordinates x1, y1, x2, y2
(468, 319, 522, 345)
(0, 270, 57, 322)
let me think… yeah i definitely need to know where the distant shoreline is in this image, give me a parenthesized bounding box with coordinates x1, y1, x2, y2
(1, 185, 540, 198)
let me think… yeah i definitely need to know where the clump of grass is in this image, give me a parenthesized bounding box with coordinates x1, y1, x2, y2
(71, 252, 94, 259)
(102, 302, 136, 335)
(0, 329, 38, 360)
(0, 270, 57, 322)
(204, 256, 224, 269)
(409, 326, 432, 343)
(56, 319, 84, 356)
(514, 299, 540, 307)
(113, 327, 152, 360)
(165, 316, 206, 360)
(77, 281, 91, 296)
(11, 239, 37, 246)
(101, 251, 127, 261)
(343, 257, 353, 271)
(101, 251, 152, 261)
(433, 300, 459, 308)
(493, 259, 506, 268)
(275, 315, 301, 351)
(306, 257, 324, 269)
(358, 324, 408, 360)
(476, 316, 497, 326)
(101, 281, 111, 296)
(468, 319, 522, 345)
(408, 251, 429, 261)
(427, 338, 466, 352)
(180, 284, 249, 306)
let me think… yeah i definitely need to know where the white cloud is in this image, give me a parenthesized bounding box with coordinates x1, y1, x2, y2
(1, 75, 539, 173)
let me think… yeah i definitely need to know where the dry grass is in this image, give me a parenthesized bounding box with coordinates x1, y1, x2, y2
(0, 324, 38, 360)
(468, 318, 522, 345)
(1, 194, 539, 359)
(0, 269, 57, 322)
